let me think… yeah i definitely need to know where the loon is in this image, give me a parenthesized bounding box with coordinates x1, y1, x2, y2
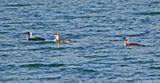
(26, 32, 45, 41)
(53, 33, 75, 43)
(124, 36, 144, 46)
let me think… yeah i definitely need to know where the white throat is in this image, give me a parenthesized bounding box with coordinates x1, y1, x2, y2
(54, 35, 60, 42)
(124, 40, 128, 46)
(28, 32, 32, 38)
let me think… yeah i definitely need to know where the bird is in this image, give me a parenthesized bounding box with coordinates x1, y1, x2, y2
(123, 36, 144, 46)
(53, 33, 76, 43)
(26, 32, 45, 41)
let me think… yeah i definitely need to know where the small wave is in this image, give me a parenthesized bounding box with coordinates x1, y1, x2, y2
(122, 57, 136, 60)
(54, 15, 92, 20)
(119, 64, 128, 67)
(20, 63, 64, 68)
(4, 3, 45, 7)
(0, 65, 16, 71)
(126, 32, 149, 37)
(0, 24, 10, 27)
(21, 40, 53, 46)
(82, 69, 97, 73)
(26, 46, 67, 51)
(0, 31, 8, 34)
(5, 4, 32, 7)
(0, 17, 11, 21)
(82, 55, 107, 58)
(134, 11, 160, 16)
(150, 1, 160, 4)
(77, 68, 97, 73)
(0, 43, 15, 47)
(129, 60, 154, 64)
(149, 66, 160, 70)
(6, 21, 29, 24)
(0, 49, 18, 52)
(34, 76, 61, 80)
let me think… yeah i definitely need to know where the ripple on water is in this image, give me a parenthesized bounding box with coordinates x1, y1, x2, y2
(0, 17, 11, 21)
(0, 31, 8, 34)
(20, 63, 65, 68)
(4, 3, 45, 7)
(0, 0, 160, 83)
(21, 41, 53, 46)
(149, 66, 160, 70)
(134, 11, 160, 16)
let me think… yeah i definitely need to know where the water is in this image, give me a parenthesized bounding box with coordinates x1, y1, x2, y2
(0, 0, 160, 83)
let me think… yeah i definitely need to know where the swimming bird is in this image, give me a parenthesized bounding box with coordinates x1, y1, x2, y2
(53, 33, 75, 43)
(123, 36, 144, 46)
(26, 32, 45, 41)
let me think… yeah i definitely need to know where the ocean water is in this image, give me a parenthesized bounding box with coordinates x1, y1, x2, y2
(0, 0, 160, 83)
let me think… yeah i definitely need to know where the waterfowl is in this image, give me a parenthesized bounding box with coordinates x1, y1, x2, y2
(53, 33, 75, 43)
(123, 36, 144, 46)
(26, 32, 45, 41)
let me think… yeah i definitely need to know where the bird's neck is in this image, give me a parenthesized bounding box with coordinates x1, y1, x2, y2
(28, 33, 32, 38)
(124, 40, 128, 46)
(54, 35, 60, 41)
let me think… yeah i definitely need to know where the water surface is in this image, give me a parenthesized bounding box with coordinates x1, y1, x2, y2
(0, 0, 160, 83)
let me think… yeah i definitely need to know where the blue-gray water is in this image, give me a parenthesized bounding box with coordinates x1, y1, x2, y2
(0, 0, 160, 83)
